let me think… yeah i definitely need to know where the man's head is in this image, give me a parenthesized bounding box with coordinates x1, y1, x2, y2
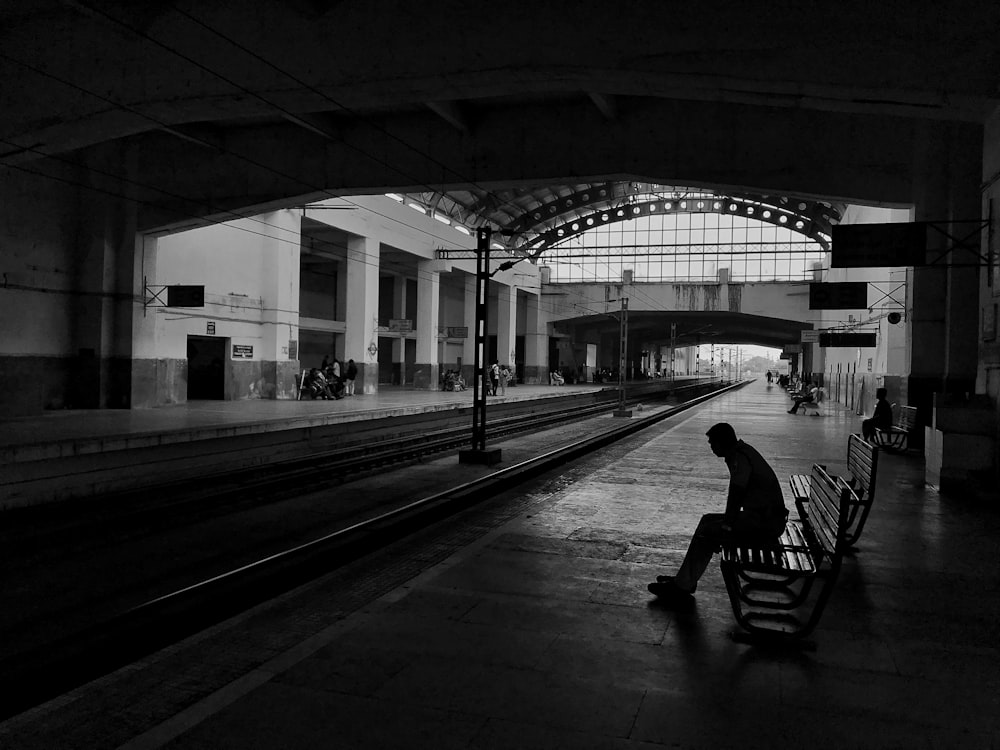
(876, 387, 887, 400)
(706, 422, 738, 457)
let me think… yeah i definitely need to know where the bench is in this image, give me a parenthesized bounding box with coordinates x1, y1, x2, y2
(871, 404, 917, 452)
(789, 434, 878, 547)
(719, 464, 858, 644)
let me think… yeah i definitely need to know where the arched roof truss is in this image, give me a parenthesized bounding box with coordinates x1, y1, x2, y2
(420, 182, 844, 262)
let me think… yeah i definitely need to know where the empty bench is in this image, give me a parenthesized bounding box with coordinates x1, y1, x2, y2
(719, 465, 858, 644)
(871, 404, 917, 452)
(789, 433, 878, 547)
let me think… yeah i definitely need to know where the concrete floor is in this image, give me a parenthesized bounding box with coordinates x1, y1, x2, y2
(2, 380, 998, 749)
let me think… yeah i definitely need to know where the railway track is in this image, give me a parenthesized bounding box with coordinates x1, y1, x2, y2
(0, 379, 742, 721)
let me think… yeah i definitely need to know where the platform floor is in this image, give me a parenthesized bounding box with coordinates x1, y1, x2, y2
(2, 380, 999, 749)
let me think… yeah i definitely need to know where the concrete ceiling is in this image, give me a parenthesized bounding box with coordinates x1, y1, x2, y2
(2, 2, 997, 235)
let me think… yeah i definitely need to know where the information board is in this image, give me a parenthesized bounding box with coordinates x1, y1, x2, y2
(167, 285, 205, 307)
(389, 319, 413, 333)
(232, 344, 254, 359)
(818, 333, 877, 347)
(808, 282, 868, 310)
(831, 223, 927, 268)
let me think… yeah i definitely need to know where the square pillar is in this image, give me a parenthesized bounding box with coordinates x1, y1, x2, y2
(392, 275, 406, 383)
(496, 283, 518, 370)
(258, 209, 302, 400)
(463, 273, 477, 382)
(415, 260, 440, 389)
(523, 290, 548, 384)
(346, 235, 380, 394)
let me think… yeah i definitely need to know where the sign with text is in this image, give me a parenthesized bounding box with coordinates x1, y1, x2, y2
(206, 322, 216, 335)
(232, 344, 253, 359)
(831, 223, 927, 268)
(800, 330, 820, 343)
(819, 333, 877, 348)
(389, 319, 413, 333)
(167, 284, 205, 307)
(809, 282, 868, 310)
(446, 326, 469, 338)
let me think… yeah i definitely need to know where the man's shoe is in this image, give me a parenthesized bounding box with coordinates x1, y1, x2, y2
(653, 575, 695, 592)
(647, 579, 695, 599)
(787, 409, 795, 414)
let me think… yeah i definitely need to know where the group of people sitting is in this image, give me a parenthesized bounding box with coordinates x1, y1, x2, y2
(301, 356, 358, 400)
(442, 369, 467, 391)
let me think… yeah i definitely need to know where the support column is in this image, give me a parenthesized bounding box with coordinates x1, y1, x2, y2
(73, 144, 140, 409)
(392, 275, 407, 384)
(463, 273, 477, 383)
(131, 234, 164, 407)
(523, 291, 548, 384)
(258, 209, 301, 400)
(906, 120, 987, 492)
(415, 260, 440, 389)
(496, 283, 517, 372)
(345, 235, 380, 394)
(906, 121, 982, 441)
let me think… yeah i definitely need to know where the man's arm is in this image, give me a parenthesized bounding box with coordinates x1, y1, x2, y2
(724, 451, 751, 522)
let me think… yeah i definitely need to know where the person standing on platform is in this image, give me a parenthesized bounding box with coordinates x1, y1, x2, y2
(499, 365, 511, 395)
(647, 422, 787, 601)
(489, 361, 500, 396)
(345, 359, 358, 395)
(862, 387, 893, 441)
(766, 370, 773, 384)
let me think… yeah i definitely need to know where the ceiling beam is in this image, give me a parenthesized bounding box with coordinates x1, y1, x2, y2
(588, 92, 618, 120)
(425, 100, 473, 134)
(281, 112, 342, 141)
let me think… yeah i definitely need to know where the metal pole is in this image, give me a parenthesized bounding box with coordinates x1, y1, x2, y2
(460, 227, 501, 463)
(472, 227, 489, 450)
(614, 297, 631, 417)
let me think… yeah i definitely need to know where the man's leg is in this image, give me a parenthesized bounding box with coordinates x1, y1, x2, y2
(650, 513, 728, 597)
(673, 513, 728, 591)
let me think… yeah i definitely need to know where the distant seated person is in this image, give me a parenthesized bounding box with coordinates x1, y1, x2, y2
(323, 366, 345, 399)
(787, 382, 818, 414)
(862, 387, 893, 441)
(455, 372, 467, 390)
(305, 368, 333, 400)
(549, 370, 565, 386)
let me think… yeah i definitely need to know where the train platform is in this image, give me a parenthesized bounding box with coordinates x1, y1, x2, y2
(0, 382, 608, 462)
(1, 381, 628, 508)
(3, 380, 999, 748)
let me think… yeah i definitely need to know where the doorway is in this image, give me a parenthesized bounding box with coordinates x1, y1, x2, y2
(187, 335, 226, 400)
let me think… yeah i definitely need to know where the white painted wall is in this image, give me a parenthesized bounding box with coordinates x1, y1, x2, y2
(154, 210, 302, 361)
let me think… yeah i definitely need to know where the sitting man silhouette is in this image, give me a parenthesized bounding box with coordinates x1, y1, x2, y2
(648, 422, 788, 601)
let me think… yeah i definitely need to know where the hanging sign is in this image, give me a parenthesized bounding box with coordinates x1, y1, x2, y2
(819, 333, 877, 347)
(831, 223, 927, 267)
(167, 285, 205, 307)
(808, 282, 868, 309)
(389, 319, 413, 333)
